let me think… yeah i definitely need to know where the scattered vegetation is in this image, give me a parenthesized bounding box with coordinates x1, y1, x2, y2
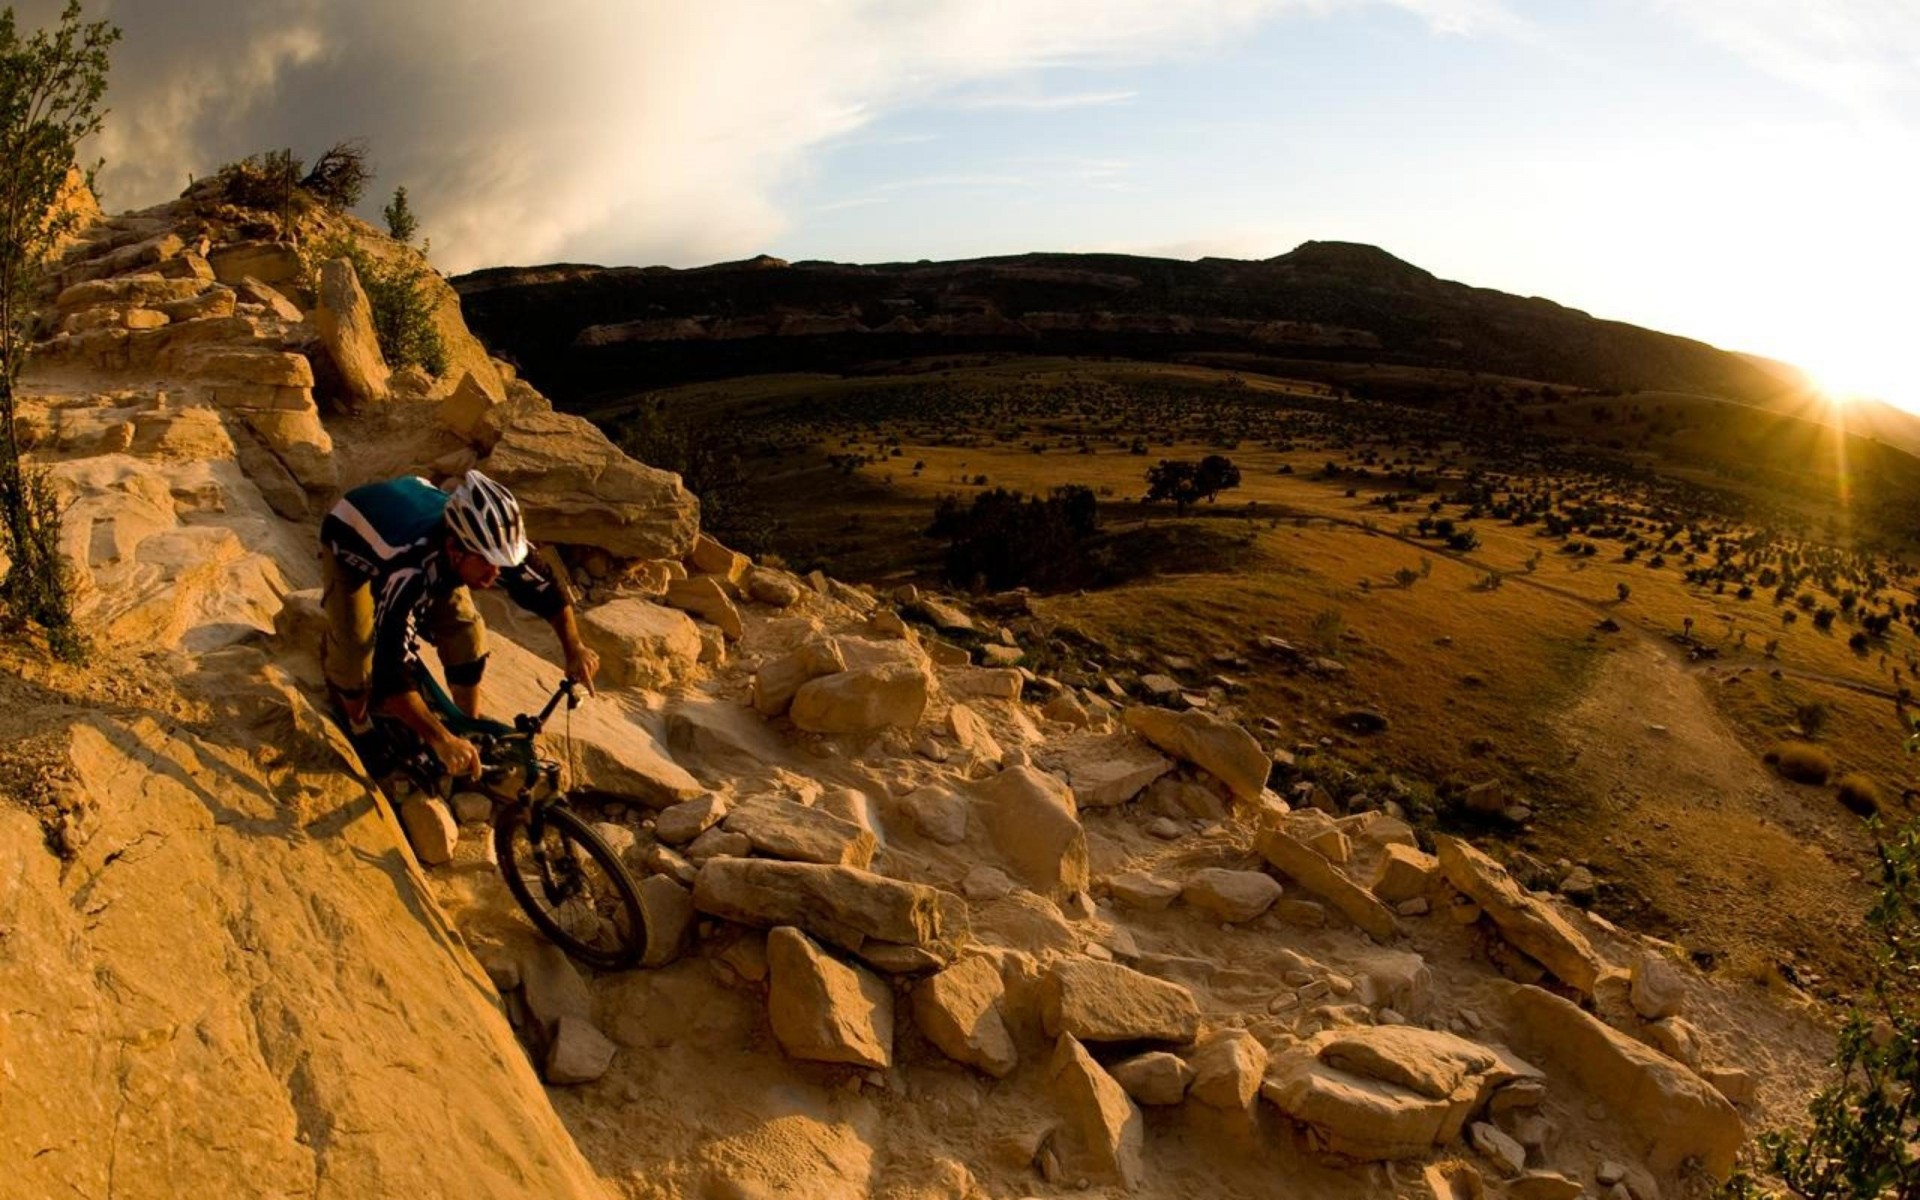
(216, 138, 372, 222)
(1769, 742, 1835, 786)
(0, 1, 118, 664)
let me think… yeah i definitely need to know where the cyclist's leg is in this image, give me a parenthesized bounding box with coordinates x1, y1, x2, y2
(320, 547, 375, 731)
(427, 584, 490, 720)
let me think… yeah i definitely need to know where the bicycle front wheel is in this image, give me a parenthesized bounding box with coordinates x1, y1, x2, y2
(495, 805, 647, 970)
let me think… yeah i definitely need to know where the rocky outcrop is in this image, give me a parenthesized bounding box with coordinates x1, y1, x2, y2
(476, 409, 699, 559)
(1048, 1035, 1145, 1189)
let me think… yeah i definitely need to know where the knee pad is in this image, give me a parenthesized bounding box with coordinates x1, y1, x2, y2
(444, 653, 489, 688)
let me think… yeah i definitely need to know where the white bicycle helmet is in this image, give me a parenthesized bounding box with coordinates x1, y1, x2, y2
(444, 469, 530, 568)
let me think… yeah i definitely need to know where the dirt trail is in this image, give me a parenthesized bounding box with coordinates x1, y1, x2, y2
(1547, 637, 1878, 991)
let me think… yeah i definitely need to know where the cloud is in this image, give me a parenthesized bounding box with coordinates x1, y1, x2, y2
(947, 89, 1138, 111)
(1652, 0, 1920, 121)
(45, 0, 1517, 271)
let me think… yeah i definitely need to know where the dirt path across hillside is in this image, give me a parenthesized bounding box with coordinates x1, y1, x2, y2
(1543, 636, 1881, 993)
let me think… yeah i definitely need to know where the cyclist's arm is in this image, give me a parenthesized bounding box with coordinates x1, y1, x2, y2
(378, 688, 480, 778)
(545, 604, 599, 694)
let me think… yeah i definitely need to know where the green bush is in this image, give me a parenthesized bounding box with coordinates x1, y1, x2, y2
(308, 235, 447, 376)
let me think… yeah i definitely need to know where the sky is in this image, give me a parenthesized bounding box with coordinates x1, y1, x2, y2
(20, 0, 1920, 411)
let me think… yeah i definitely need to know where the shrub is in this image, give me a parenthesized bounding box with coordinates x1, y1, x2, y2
(1834, 774, 1883, 818)
(1770, 742, 1834, 785)
(1144, 454, 1241, 514)
(307, 235, 447, 375)
(1309, 607, 1345, 651)
(927, 485, 1098, 592)
(1797, 702, 1830, 738)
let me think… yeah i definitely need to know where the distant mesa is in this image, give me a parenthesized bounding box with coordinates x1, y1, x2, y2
(452, 240, 1822, 423)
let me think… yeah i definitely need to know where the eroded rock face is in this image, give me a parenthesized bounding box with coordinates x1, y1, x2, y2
(789, 637, 932, 733)
(722, 797, 877, 868)
(478, 409, 700, 559)
(1182, 868, 1283, 924)
(766, 926, 894, 1069)
(1435, 836, 1604, 994)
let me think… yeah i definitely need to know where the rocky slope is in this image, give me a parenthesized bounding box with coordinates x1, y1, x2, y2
(0, 179, 1832, 1199)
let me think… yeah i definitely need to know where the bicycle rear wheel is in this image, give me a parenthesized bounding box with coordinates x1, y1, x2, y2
(495, 805, 647, 970)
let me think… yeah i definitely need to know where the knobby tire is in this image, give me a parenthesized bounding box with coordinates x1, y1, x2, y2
(494, 805, 647, 970)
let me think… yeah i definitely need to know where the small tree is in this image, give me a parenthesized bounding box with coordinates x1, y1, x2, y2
(382, 185, 417, 243)
(1145, 454, 1241, 515)
(0, 2, 118, 662)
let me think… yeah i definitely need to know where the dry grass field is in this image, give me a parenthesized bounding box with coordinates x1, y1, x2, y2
(612, 356, 1917, 995)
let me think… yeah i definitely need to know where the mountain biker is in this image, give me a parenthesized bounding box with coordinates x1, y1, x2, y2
(320, 470, 600, 779)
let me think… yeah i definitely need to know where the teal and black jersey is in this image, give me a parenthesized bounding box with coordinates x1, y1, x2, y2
(320, 476, 564, 699)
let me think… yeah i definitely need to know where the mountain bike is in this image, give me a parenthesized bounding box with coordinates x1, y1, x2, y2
(373, 668, 648, 970)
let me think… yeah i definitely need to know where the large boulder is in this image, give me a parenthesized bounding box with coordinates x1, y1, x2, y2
(1040, 958, 1201, 1045)
(691, 858, 966, 961)
(753, 637, 846, 716)
(1435, 836, 1604, 994)
(766, 926, 893, 1069)
(576, 597, 701, 689)
(1123, 707, 1269, 802)
(477, 409, 699, 560)
(722, 797, 876, 868)
(1502, 983, 1742, 1177)
(312, 256, 390, 405)
(1262, 1026, 1542, 1162)
(911, 956, 1018, 1078)
(1048, 1035, 1145, 1190)
(789, 638, 933, 734)
(976, 766, 1088, 899)
(1255, 827, 1397, 942)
